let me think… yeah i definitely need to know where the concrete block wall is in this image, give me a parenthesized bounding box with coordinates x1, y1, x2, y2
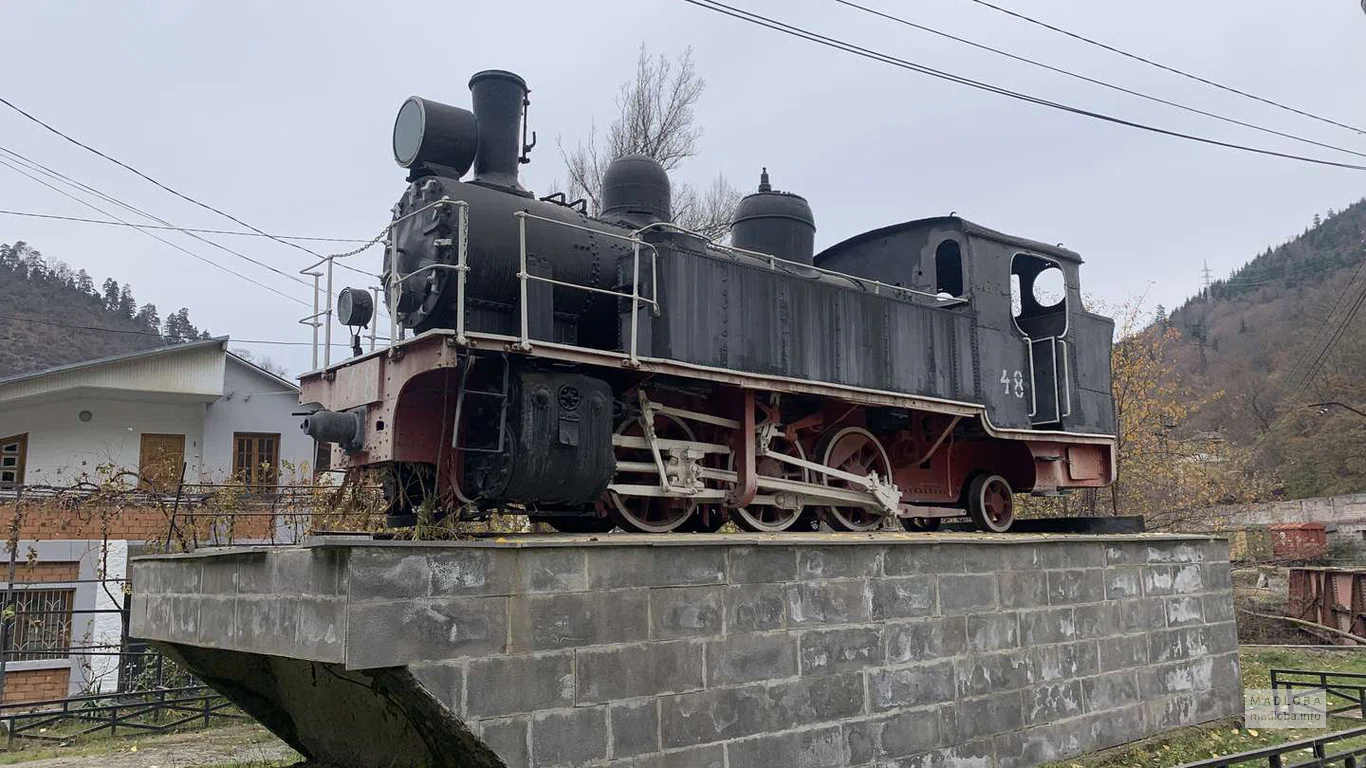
(130, 534, 1242, 768)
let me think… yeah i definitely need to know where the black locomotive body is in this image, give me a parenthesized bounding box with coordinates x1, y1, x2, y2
(300, 69, 1117, 534)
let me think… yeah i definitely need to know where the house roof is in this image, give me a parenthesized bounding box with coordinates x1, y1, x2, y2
(0, 336, 298, 408)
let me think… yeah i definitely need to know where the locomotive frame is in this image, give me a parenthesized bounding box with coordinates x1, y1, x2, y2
(296, 69, 1117, 535)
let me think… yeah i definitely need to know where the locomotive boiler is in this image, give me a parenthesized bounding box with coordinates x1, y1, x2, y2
(299, 68, 1118, 534)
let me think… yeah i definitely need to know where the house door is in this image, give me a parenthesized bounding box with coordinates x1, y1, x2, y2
(139, 434, 185, 493)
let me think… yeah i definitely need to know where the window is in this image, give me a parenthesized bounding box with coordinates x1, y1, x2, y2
(313, 439, 332, 477)
(234, 433, 281, 490)
(8, 588, 73, 661)
(1010, 253, 1068, 338)
(0, 434, 26, 488)
(934, 240, 964, 297)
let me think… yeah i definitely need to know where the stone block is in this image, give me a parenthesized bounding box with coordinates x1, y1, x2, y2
(1073, 602, 1120, 639)
(1084, 703, 1148, 751)
(269, 549, 346, 596)
(884, 544, 962, 575)
(609, 699, 659, 758)
(1081, 669, 1140, 711)
(892, 739, 995, 768)
(729, 547, 798, 584)
(575, 641, 704, 704)
(726, 584, 789, 632)
(726, 726, 845, 768)
(1145, 693, 1198, 732)
(1209, 623, 1240, 655)
(846, 709, 943, 763)
(1120, 597, 1167, 633)
(509, 590, 648, 652)
(937, 574, 997, 614)
(659, 675, 861, 749)
(956, 650, 1031, 698)
(998, 571, 1048, 610)
(1148, 626, 1210, 664)
(1097, 634, 1148, 673)
(531, 706, 607, 766)
(235, 596, 299, 657)
(994, 719, 1087, 768)
(201, 558, 239, 595)
(796, 546, 883, 579)
(480, 716, 529, 768)
(294, 596, 345, 662)
(884, 616, 967, 665)
(1202, 592, 1236, 623)
(346, 549, 430, 600)
(586, 547, 725, 589)
(1165, 596, 1204, 627)
(1040, 541, 1103, 568)
(1143, 564, 1204, 596)
(958, 544, 1038, 573)
(707, 633, 798, 686)
(941, 691, 1023, 743)
(466, 652, 574, 717)
(1018, 606, 1076, 645)
(428, 549, 513, 596)
(1047, 569, 1105, 605)
(650, 586, 724, 639)
(785, 580, 872, 626)
(1103, 542, 1147, 566)
(1146, 543, 1206, 563)
(1142, 657, 1214, 697)
(348, 596, 508, 667)
(515, 549, 586, 593)
(870, 576, 936, 620)
(1028, 641, 1099, 684)
(1104, 568, 1143, 600)
(410, 661, 464, 713)
(194, 596, 237, 648)
(869, 660, 956, 710)
(635, 745, 725, 768)
(800, 626, 883, 676)
(1203, 562, 1233, 590)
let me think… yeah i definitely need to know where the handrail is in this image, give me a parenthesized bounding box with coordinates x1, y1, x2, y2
(1173, 724, 1366, 767)
(629, 220, 968, 305)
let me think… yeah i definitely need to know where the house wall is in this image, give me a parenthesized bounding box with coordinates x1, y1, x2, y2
(1, 397, 206, 486)
(202, 360, 313, 483)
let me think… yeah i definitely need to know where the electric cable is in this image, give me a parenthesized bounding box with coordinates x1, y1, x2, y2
(0, 313, 391, 347)
(0, 209, 370, 243)
(677, 0, 1366, 172)
(831, 0, 1366, 161)
(961, 0, 1366, 137)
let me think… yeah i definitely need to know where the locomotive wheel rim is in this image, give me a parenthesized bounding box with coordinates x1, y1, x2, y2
(733, 437, 809, 533)
(608, 412, 697, 534)
(819, 426, 891, 533)
(971, 474, 1015, 533)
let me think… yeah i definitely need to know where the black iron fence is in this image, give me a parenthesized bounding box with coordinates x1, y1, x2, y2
(1272, 669, 1366, 718)
(1174, 725, 1366, 768)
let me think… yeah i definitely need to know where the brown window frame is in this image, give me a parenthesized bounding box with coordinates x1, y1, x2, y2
(0, 433, 27, 488)
(233, 432, 281, 491)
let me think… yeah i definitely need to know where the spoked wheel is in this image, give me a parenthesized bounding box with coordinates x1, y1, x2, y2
(899, 515, 942, 532)
(966, 473, 1015, 533)
(608, 412, 698, 533)
(733, 435, 810, 533)
(817, 426, 893, 532)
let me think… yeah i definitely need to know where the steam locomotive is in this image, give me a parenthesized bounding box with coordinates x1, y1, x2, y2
(299, 69, 1117, 534)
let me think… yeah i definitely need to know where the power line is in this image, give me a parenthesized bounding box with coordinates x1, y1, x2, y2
(960, 0, 1366, 137)
(0, 209, 370, 243)
(0, 313, 390, 347)
(0, 95, 336, 260)
(831, 0, 1366, 161)
(0, 156, 309, 306)
(677, 0, 1366, 172)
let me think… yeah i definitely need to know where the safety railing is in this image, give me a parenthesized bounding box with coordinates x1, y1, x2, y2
(513, 210, 659, 365)
(1273, 669, 1366, 718)
(1173, 725, 1366, 767)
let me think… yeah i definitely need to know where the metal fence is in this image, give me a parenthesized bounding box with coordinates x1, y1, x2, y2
(1174, 725, 1366, 768)
(1272, 669, 1366, 718)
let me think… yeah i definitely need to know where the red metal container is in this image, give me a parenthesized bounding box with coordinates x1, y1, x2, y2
(1289, 567, 1366, 643)
(1269, 522, 1328, 561)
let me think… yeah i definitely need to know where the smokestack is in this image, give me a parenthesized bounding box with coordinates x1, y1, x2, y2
(468, 70, 530, 194)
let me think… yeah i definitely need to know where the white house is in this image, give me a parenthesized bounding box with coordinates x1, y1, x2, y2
(0, 336, 314, 489)
(0, 337, 315, 701)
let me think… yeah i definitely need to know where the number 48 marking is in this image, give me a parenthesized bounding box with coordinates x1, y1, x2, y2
(1000, 369, 1025, 398)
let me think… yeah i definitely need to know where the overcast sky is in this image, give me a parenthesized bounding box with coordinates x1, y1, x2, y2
(3, 0, 1364, 377)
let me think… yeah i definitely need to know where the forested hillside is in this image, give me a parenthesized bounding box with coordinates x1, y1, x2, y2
(1165, 198, 1366, 498)
(0, 241, 210, 377)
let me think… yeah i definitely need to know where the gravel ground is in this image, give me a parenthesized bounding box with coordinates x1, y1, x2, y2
(1, 724, 298, 768)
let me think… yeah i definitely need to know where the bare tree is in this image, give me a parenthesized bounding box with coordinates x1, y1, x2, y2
(558, 44, 741, 239)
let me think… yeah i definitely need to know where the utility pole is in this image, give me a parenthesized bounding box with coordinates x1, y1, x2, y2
(1201, 260, 1214, 298)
